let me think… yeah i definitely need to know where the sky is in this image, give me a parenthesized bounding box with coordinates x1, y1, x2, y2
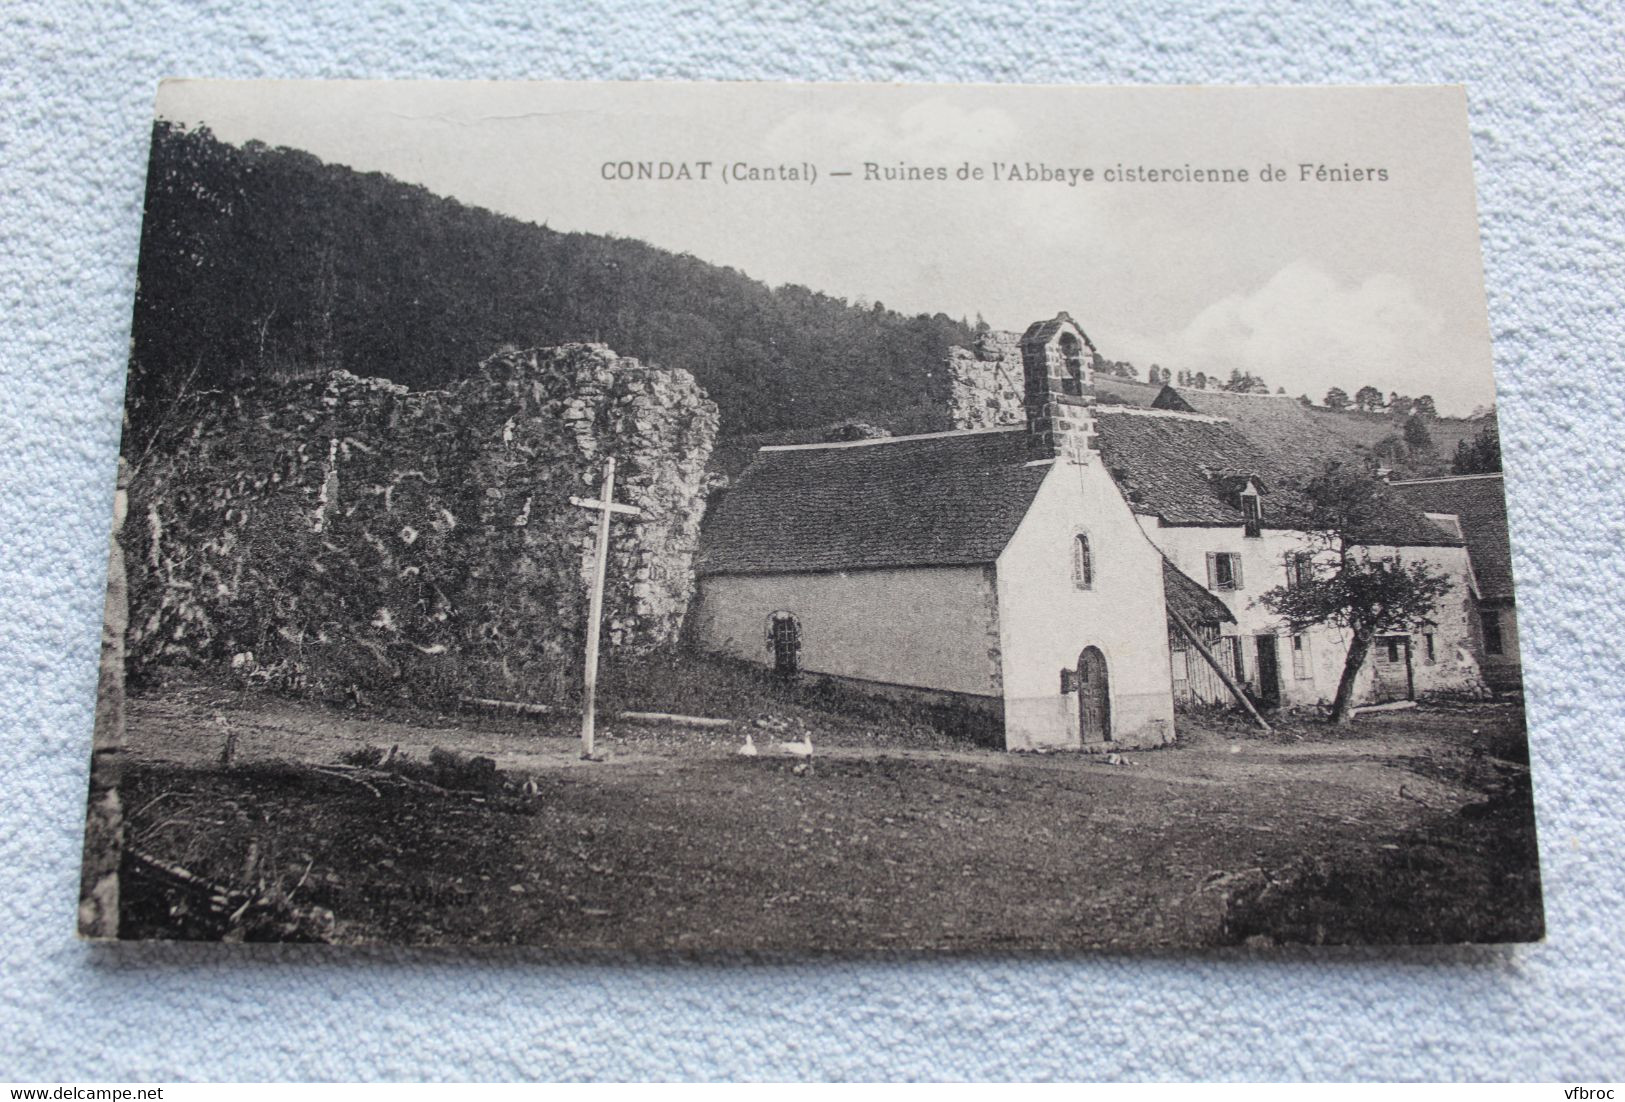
(154, 81, 1500, 415)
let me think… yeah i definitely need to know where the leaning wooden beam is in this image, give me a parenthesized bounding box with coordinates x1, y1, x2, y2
(1167, 608, 1272, 734)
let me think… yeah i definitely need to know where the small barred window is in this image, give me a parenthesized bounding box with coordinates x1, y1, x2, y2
(1072, 533, 1094, 589)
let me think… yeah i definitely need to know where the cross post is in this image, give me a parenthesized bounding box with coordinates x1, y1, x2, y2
(569, 457, 643, 760)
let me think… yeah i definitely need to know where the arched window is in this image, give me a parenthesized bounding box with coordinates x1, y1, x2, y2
(766, 611, 801, 675)
(1072, 533, 1094, 590)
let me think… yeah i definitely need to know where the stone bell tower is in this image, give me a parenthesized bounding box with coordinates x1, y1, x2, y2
(1020, 312, 1099, 463)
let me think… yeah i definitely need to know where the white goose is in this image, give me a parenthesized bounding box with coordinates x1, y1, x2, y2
(776, 734, 814, 759)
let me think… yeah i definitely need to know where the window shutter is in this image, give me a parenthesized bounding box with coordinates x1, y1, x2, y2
(1232, 554, 1244, 590)
(1206, 552, 1217, 590)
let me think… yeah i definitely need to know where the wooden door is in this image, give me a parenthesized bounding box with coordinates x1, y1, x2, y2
(1255, 634, 1281, 708)
(1371, 635, 1414, 702)
(1077, 646, 1112, 743)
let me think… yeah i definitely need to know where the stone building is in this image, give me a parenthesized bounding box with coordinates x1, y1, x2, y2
(696, 315, 1184, 751)
(126, 343, 718, 704)
(1389, 472, 1522, 693)
(697, 313, 1489, 747)
(1094, 404, 1486, 708)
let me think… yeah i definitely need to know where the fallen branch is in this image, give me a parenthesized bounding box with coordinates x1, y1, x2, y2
(128, 790, 180, 821)
(322, 763, 450, 794)
(125, 846, 247, 919)
(459, 695, 556, 717)
(616, 710, 734, 729)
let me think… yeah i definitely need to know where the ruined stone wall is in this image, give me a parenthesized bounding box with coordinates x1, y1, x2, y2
(946, 330, 1025, 430)
(127, 344, 718, 705)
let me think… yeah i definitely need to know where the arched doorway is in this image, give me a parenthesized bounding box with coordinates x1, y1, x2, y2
(1077, 646, 1111, 743)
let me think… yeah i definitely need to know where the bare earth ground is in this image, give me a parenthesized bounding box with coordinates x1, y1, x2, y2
(114, 673, 1543, 951)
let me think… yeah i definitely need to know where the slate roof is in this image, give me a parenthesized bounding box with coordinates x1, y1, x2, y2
(1163, 558, 1236, 626)
(697, 429, 1048, 576)
(1152, 387, 1359, 483)
(1021, 312, 1092, 348)
(1094, 408, 1460, 547)
(1094, 409, 1285, 525)
(1389, 474, 1516, 601)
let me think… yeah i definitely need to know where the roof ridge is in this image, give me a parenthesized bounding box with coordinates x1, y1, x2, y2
(1175, 387, 1299, 399)
(1097, 406, 1229, 424)
(1389, 473, 1505, 485)
(757, 425, 1024, 452)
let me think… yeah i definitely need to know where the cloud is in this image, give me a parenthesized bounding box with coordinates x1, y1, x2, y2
(1115, 261, 1489, 412)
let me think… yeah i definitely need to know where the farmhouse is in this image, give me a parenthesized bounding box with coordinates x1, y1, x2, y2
(1094, 403, 1487, 708)
(1389, 473, 1522, 693)
(694, 313, 1489, 751)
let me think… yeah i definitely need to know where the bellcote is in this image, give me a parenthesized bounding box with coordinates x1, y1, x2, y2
(1019, 312, 1099, 463)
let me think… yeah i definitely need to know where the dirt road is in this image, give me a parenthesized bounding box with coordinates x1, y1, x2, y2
(116, 684, 1542, 950)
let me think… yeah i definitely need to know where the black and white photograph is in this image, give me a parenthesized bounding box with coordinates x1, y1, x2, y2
(80, 80, 1543, 951)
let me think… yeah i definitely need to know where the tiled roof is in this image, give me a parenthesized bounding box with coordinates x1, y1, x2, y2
(1389, 474, 1516, 600)
(1021, 312, 1092, 348)
(1153, 388, 1359, 483)
(1094, 409, 1460, 547)
(1094, 409, 1285, 525)
(1163, 557, 1235, 626)
(697, 429, 1048, 576)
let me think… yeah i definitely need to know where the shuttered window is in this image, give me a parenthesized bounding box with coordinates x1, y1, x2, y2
(1206, 552, 1243, 591)
(1286, 552, 1314, 589)
(1291, 633, 1311, 679)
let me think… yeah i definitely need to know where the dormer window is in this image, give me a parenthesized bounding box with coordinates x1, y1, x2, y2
(1241, 492, 1262, 538)
(1209, 472, 1266, 537)
(1072, 533, 1094, 589)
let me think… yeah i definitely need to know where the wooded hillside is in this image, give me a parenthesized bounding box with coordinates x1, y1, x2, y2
(126, 123, 973, 444)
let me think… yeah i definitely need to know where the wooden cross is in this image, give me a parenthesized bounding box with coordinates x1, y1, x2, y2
(569, 456, 642, 760)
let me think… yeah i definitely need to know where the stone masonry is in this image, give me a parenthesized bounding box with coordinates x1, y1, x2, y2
(948, 316, 1100, 462)
(127, 344, 719, 705)
(946, 329, 1025, 430)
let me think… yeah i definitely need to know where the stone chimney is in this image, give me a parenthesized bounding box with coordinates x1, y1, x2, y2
(1019, 312, 1099, 463)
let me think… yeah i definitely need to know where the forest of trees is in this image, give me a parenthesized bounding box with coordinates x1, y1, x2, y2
(1452, 415, 1503, 473)
(1321, 385, 1441, 419)
(125, 123, 978, 445)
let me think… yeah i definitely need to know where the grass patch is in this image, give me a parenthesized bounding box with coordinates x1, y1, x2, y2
(1220, 770, 1543, 945)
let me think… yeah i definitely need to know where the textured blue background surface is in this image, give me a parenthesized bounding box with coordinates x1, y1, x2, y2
(2, 0, 1622, 1082)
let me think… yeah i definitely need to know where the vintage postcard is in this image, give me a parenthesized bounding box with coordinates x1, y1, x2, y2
(80, 81, 1541, 949)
